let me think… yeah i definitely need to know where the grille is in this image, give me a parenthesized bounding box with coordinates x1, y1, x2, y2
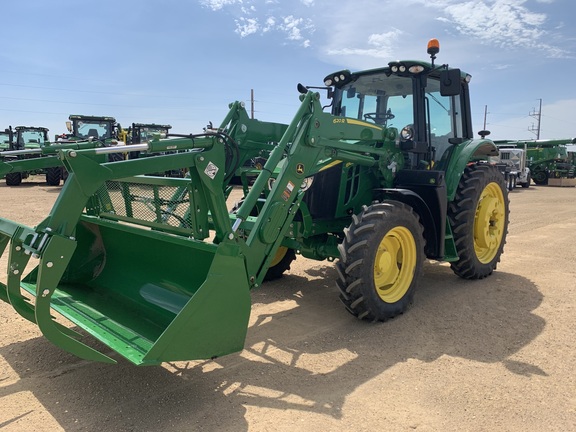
(89, 180, 194, 233)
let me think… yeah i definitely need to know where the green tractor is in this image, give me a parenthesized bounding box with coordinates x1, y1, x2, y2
(0, 126, 65, 186)
(0, 128, 12, 151)
(124, 123, 182, 176)
(0, 39, 509, 365)
(0, 116, 123, 186)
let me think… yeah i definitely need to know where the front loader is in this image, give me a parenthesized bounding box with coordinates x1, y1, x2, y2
(0, 39, 509, 366)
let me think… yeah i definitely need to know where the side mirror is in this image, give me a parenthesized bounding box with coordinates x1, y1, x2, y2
(66, 121, 72, 132)
(440, 69, 461, 96)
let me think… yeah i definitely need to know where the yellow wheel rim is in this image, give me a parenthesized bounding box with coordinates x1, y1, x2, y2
(270, 247, 288, 267)
(474, 182, 506, 264)
(373, 227, 417, 303)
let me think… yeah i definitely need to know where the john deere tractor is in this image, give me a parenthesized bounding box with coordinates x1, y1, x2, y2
(0, 116, 124, 186)
(0, 126, 65, 186)
(0, 39, 509, 366)
(0, 128, 11, 151)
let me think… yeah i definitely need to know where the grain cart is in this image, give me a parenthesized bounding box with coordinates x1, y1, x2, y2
(0, 39, 509, 365)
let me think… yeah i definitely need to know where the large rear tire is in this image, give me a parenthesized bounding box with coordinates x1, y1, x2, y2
(532, 169, 548, 185)
(336, 201, 424, 321)
(448, 164, 509, 279)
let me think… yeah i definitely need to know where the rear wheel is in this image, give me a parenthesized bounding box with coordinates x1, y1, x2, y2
(5, 172, 22, 186)
(336, 201, 424, 321)
(532, 169, 548, 185)
(448, 164, 509, 279)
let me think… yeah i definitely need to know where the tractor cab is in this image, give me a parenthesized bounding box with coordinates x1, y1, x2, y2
(65, 115, 118, 141)
(12, 126, 50, 151)
(0, 128, 13, 151)
(326, 39, 474, 171)
(128, 123, 172, 144)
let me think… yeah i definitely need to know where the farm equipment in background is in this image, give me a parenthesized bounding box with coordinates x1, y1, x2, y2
(490, 144, 530, 190)
(125, 123, 183, 177)
(0, 39, 510, 366)
(58, 114, 126, 162)
(495, 138, 576, 185)
(0, 128, 12, 151)
(0, 116, 125, 186)
(0, 126, 66, 186)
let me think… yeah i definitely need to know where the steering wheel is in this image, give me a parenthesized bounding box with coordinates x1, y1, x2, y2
(364, 110, 395, 125)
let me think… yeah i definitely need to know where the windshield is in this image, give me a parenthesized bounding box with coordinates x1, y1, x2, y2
(337, 71, 463, 163)
(75, 120, 113, 140)
(337, 74, 414, 129)
(0, 132, 10, 150)
(17, 129, 48, 148)
(138, 126, 169, 142)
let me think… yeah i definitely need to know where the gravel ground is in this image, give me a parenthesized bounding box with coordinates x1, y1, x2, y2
(0, 177, 575, 431)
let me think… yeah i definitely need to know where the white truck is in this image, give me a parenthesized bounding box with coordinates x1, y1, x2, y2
(492, 144, 531, 190)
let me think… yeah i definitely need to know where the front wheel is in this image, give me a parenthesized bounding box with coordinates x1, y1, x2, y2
(336, 201, 424, 321)
(45, 166, 61, 186)
(5, 172, 22, 186)
(263, 247, 296, 281)
(521, 173, 531, 188)
(448, 164, 509, 279)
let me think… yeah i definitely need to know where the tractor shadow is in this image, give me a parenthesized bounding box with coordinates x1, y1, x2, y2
(0, 261, 545, 431)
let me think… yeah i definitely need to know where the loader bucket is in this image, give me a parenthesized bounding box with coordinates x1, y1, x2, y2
(0, 149, 253, 365)
(1, 217, 252, 365)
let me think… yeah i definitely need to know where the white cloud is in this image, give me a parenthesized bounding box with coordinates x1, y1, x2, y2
(200, 0, 242, 11)
(201, 0, 314, 46)
(428, 0, 570, 58)
(235, 17, 259, 37)
(278, 15, 312, 41)
(326, 29, 403, 60)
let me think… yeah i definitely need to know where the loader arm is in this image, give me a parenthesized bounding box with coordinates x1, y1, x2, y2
(0, 92, 397, 365)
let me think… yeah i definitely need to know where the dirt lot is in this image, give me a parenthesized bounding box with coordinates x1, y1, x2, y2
(1, 177, 575, 431)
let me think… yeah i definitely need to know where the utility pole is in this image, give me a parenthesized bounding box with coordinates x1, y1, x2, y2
(250, 89, 255, 119)
(528, 98, 542, 139)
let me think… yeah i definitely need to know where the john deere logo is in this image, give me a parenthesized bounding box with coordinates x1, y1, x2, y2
(296, 163, 305, 174)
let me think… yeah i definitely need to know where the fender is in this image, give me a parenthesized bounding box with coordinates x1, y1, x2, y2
(443, 138, 499, 200)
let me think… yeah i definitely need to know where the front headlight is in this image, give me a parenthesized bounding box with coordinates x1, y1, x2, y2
(400, 125, 415, 140)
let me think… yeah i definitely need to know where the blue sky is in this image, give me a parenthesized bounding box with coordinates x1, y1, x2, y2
(1, 0, 574, 141)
